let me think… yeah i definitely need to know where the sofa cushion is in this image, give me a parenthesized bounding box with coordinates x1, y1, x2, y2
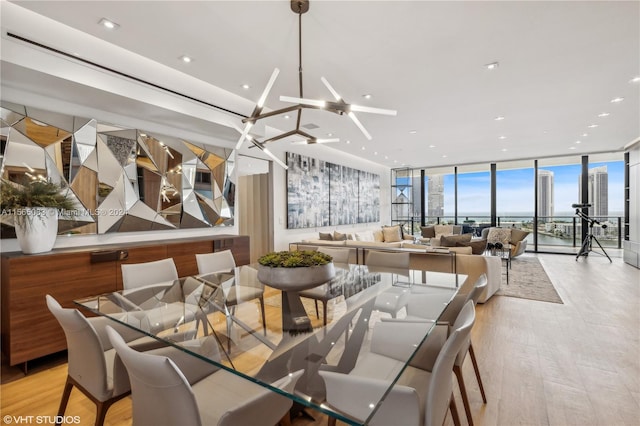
(456, 239, 487, 255)
(319, 232, 333, 241)
(510, 228, 530, 243)
(486, 227, 511, 245)
(420, 226, 435, 238)
(373, 229, 385, 242)
(354, 231, 376, 242)
(439, 233, 473, 247)
(382, 225, 403, 243)
(345, 240, 402, 249)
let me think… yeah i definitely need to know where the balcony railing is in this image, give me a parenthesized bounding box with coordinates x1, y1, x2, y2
(392, 215, 623, 250)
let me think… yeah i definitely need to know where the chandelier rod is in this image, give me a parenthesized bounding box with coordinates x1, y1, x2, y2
(296, 4, 304, 131)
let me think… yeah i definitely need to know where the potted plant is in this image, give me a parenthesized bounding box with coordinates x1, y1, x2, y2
(0, 179, 75, 254)
(257, 250, 335, 291)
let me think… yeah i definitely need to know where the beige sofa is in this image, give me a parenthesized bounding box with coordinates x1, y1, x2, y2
(290, 241, 501, 303)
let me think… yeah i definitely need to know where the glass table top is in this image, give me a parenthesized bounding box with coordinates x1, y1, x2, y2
(75, 263, 464, 425)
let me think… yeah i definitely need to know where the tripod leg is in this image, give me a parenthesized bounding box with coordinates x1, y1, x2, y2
(576, 235, 590, 260)
(590, 235, 612, 263)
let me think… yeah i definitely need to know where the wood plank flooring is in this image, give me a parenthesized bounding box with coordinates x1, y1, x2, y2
(1, 254, 638, 426)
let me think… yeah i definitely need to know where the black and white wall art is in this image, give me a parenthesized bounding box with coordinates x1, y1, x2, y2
(286, 152, 380, 229)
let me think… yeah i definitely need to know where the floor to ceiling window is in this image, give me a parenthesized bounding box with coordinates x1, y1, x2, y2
(496, 159, 535, 243)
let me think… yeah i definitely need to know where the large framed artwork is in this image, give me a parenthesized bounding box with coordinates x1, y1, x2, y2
(286, 152, 380, 229)
(286, 152, 329, 229)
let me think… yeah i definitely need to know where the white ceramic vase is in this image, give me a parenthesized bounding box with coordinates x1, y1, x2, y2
(13, 207, 59, 254)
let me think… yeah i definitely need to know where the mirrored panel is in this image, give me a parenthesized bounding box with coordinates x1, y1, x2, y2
(0, 102, 235, 238)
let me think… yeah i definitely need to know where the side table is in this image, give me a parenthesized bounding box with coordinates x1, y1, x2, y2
(486, 243, 511, 284)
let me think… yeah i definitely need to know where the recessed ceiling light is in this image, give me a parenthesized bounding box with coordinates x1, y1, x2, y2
(284, 115, 290, 119)
(442, 155, 447, 158)
(428, 144, 436, 148)
(345, 140, 351, 144)
(588, 124, 599, 128)
(385, 156, 388, 159)
(98, 18, 119, 29)
(498, 135, 507, 140)
(630, 76, 640, 83)
(393, 160, 398, 163)
(501, 148, 507, 152)
(241, 84, 250, 89)
(569, 146, 576, 150)
(575, 140, 582, 144)
(409, 130, 417, 134)
(327, 133, 333, 137)
(361, 146, 365, 150)
(494, 116, 505, 121)
(582, 133, 588, 137)
(610, 97, 624, 103)
(374, 151, 378, 155)
(179, 55, 192, 63)
(598, 112, 610, 117)
(485, 62, 499, 70)
(363, 94, 372, 99)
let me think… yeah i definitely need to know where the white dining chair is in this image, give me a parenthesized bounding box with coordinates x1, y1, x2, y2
(121, 258, 178, 290)
(365, 250, 411, 318)
(320, 300, 476, 426)
(106, 325, 303, 426)
(45, 295, 161, 426)
(195, 250, 266, 350)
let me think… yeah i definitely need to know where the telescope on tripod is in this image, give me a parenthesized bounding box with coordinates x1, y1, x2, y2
(572, 203, 612, 262)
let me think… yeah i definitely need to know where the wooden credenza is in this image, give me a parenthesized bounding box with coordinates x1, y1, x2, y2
(0, 234, 249, 368)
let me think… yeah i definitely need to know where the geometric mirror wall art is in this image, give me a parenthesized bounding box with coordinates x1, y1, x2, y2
(0, 102, 235, 238)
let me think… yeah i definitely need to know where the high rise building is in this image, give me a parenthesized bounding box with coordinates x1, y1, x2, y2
(538, 170, 554, 221)
(579, 166, 609, 220)
(427, 174, 444, 220)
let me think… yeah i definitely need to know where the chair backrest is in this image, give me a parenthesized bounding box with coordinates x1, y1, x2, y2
(107, 325, 302, 426)
(121, 258, 178, 290)
(466, 273, 488, 306)
(45, 295, 114, 402)
(317, 246, 350, 264)
(196, 250, 236, 275)
(365, 250, 410, 272)
(107, 326, 203, 426)
(426, 300, 475, 426)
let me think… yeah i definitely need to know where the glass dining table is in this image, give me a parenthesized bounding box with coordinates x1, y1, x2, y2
(75, 263, 465, 425)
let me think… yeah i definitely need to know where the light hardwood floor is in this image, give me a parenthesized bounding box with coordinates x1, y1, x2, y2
(1, 254, 638, 426)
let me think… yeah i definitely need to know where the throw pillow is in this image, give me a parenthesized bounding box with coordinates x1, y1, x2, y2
(434, 224, 454, 239)
(486, 227, 511, 245)
(333, 231, 348, 241)
(439, 233, 473, 247)
(421, 226, 436, 238)
(319, 232, 333, 241)
(373, 229, 385, 242)
(354, 231, 375, 242)
(510, 228, 530, 243)
(456, 240, 487, 255)
(382, 225, 402, 243)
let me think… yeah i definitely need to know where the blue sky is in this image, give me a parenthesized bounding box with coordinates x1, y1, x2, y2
(431, 160, 625, 216)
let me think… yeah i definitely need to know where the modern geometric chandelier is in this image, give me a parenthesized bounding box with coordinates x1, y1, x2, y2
(235, 0, 397, 169)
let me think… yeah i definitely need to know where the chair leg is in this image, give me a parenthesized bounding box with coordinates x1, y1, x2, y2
(453, 365, 474, 426)
(278, 412, 292, 426)
(322, 301, 328, 326)
(314, 299, 320, 319)
(94, 400, 110, 426)
(449, 393, 462, 426)
(328, 416, 337, 426)
(56, 377, 74, 422)
(469, 343, 487, 403)
(259, 297, 267, 336)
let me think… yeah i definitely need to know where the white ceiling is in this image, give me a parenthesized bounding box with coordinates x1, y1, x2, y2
(2, 0, 639, 169)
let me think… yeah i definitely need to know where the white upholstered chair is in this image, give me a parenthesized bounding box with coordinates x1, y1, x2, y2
(121, 258, 178, 290)
(46, 295, 159, 426)
(106, 326, 302, 426)
(365, 250, 411, 318)
(320, 300, 476, 426)
(195, 250, 266, 349)
(405, 274, 488, 426)
(298, 246, 351, 324)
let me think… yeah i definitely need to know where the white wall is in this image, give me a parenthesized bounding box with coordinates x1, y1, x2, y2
(624, 140, 640, 267)
(265, 142, 391, 252)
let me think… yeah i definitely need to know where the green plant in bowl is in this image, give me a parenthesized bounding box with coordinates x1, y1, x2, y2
(258, 250, 332, 268)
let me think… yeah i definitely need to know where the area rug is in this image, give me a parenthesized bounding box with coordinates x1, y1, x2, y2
(496, 256, 563, 304)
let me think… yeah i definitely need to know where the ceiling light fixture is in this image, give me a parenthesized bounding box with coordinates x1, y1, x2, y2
(575, 140, 582, 144)
(588, 124, 599, 128)
(610, 97, 624, 103)
(630, 76, 640, 83)
(234, 0, 397, 165)
(98, 18, 119, 30)
(598, 112, 610, 117)
(363, 94, 372, 99)
(485, 62, 499, 70)
(179, 55, 192, 63)
(494, 116, 505, 121)
(498, 135, 507, 140)
(241, 84, 250, 89)
(409, 130, 417, 134)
